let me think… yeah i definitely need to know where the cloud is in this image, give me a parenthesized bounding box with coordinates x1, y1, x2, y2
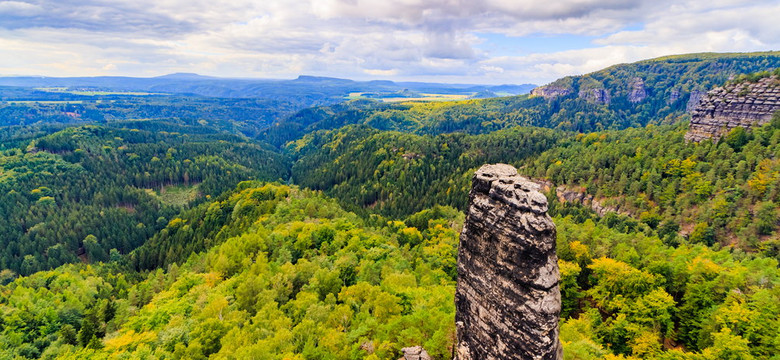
(0, 1, 42, 16)
(0, 0, 778, 83)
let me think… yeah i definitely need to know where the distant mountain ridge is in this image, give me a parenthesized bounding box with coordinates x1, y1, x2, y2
(0, 73, 536, 100)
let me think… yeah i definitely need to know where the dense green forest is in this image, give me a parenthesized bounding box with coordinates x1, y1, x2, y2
(0, 123, 288, 275)
(1, 183, 777, 359)
(287, 114, 780, 253)
(289, 124, 564, 217)
(0, 95, 300, 138)
(1, 52, 779, 360)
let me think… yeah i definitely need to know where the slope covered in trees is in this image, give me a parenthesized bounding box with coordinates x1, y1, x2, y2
(0, 123, 288, 275)
(289, 113, 780, 253)
(260, 52, 780, 142)
(0, 95, 301, 138)
(2, 51, 780, 360)
(1, 182, 777, 360)
(289, 125, 564, 218)
(0, 183, 462, 360)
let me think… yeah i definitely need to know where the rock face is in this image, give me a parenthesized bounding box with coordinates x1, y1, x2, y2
(628, 77, 648, 103)
(455, 164, 562, 360)
(531, 86, 572, 99)
(578, 88, 611, 104)
(554, 185, 629, 217)
(399, 346, 431, 360)
(686, 90, 705, 112)
(686, 76, 780, 142)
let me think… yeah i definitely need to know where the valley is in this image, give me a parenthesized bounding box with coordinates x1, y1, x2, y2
(0, 52, 779, 360)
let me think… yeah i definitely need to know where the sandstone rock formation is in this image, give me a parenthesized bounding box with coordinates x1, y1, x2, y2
(628, 77, 648, 103)
(399, 346, 431, 360)
(578, 87, 611, 104)
(686, 90, 705, 112)
(554, 185, 629, 217)
(530, 85, 572, 99)
(686, 76, 780, 142)
(455, 164, 562, 360)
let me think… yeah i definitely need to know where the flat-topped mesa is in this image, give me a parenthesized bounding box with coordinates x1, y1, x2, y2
(455, 164, 563, 360)
(685, 75, 780, 142)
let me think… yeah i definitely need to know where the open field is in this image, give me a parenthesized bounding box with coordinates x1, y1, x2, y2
(347, 92, 471, 102)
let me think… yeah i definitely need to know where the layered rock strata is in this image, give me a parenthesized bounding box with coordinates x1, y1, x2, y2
(530, 86, 572, 99)
(686, 76, 780, 142)
(455, 164, 562, 360)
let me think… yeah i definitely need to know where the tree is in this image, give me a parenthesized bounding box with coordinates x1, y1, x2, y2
(60, 324, 78, 345)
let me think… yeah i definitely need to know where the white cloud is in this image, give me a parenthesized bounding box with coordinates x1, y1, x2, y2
(0, 1, 41, 15)
(0, 0, 778, 83)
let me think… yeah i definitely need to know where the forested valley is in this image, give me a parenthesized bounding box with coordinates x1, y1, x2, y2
(0, 52, 779, 360)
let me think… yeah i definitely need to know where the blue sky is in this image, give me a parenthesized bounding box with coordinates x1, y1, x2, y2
(0, 0, 778, 85)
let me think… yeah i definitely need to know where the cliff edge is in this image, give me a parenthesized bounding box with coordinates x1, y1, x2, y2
(686, 75, 780, 142)
(455, 164, 562, 360)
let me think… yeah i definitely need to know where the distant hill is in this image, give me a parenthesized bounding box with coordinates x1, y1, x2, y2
(261, 51, 780, 140)
(0, 74, 534, 103)
(153, 72, 218, 80)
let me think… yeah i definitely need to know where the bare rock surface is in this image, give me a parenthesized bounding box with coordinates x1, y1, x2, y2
(628, 77, 648, 103)
(578, 87, 611, 104)
(531, 86, 572, 99)
(399, 346, 431, 360)
(455, 164, 562, 360)
(686, 76, 780, 142)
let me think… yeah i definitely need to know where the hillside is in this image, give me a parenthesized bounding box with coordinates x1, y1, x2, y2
(288, 125, 564, 217)
(0, 123, 288, 275)
(288, 112, 780, 252)
(260, 52, 780, 143)
(531, 52, 780, 130)
(2, 52, 780, 360)
(1, 182, 777, 359)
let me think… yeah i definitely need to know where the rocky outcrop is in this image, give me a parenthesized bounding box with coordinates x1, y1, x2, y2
(578, 88, 611, 104)
(628, 77, 647, 103)
(455, 164, 562, 360)
(531, 86, 572, 99)
(686, 90, 705, 112)
(399, 346, 431, 360)
(667, 88, 681, 105)
(555, 185, 629, 217)
(685, 76, 780, 142)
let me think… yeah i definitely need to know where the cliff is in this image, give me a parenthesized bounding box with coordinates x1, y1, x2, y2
(685, 76, 780, 142)
(455, 164, 562, 360)
(530, 85, 572, 99)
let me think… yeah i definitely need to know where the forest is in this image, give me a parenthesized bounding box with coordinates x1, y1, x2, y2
(0, 52, 779, 359)
(1, 182, 777, 359)
(0, 123, 288, 275)
(287, 113, 780, 254)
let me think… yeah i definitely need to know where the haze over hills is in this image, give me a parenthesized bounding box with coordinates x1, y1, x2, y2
(0, 73, 536, 100)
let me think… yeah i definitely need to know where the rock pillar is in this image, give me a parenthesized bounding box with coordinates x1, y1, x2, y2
(455, 164, 562, 360)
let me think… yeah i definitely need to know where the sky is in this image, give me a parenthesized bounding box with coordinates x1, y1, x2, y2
(0, 0, 778, 85)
